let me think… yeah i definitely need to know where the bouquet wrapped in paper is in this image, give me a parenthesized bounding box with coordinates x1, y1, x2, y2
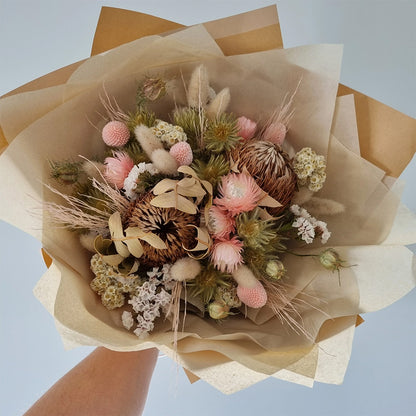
(0, 6, 415, 393)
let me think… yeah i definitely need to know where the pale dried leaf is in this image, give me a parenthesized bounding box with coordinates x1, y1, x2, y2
(108, 212, 130, 258)
(139, 233, 167, 250)
(258, 192, 282, 208)
(184, 225, 211, 252)
(100, 253, 126, 267)
(151, 192, 197, 214)
(152, 179, 178, 195)
(177, 177, 196, 188)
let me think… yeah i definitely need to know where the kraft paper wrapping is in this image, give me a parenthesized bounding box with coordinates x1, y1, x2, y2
(0, 6, 415, 393)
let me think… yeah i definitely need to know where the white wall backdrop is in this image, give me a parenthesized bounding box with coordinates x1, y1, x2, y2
(0, 1, 415, 415)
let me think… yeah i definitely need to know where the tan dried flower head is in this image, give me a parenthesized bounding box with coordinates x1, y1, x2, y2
(126, 193, 198, 266)
(231, 140, 297, 215)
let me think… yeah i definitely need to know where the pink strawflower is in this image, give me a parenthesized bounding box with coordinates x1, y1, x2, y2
(236, 116, 257, 140)
(208, 205, 235, 239)
(104, 151, 134, 188)
(237, 280, 267, 308)
(102, 121, 131, 147)
(214, 173, 263, 216)
(211, 237, 244, 273)
(263, 122, 287, 145)
(169, 141, 193, 166)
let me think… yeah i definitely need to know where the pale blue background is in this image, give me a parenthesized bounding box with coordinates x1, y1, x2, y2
(0, 1, 415, 415)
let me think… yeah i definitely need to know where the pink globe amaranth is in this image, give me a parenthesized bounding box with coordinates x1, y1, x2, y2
(263, 122, 287, 145)
(236, 116, 257, 140)
(169, 141, 193, 166)
(102, 121, 131, 147)
(236, 280, 267, 308)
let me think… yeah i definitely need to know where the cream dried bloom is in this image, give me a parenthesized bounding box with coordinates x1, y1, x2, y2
(293, 147, 326, 192)
(151, 119, 187, 147)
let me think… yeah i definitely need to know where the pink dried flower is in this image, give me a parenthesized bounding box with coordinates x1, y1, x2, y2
(236, 116, 257, 140)
(104, 151, 134, 188)
(214, 172, 263, 216)
(263, 122, 287, 145)
(211, 237, 243, 273)
(102, 121, 130, 147)
(169, 141, 193, 166)
(208, 205, 235, 239)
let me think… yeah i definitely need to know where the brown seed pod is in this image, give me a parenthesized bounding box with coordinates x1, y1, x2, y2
(126, 193, 198, 266)
(231, 140, 297, 215)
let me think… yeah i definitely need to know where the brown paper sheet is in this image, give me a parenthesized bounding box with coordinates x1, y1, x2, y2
(337, 85, 416, 178)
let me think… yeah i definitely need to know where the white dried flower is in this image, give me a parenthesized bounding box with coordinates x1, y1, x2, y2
(293, 147, 327, 192)
(151, 119, 187, 147)
(290, 205, 331, 244)
(122, 311, 134, 330)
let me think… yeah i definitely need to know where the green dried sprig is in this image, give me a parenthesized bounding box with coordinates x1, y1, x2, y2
(236, 209, 281, 251)
(205, 113, 241, 153)
(126, 108, 156, 132)
(122, 140, 149, 164)
(188, 263, 231, 305)
(173, 106, 206, 148)
(49, 160, 82, 185)
(192, 154, 230, 188)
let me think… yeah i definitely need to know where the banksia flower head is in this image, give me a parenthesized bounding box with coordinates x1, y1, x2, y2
(211, 237, 244, 273)
(236, 116, 257, 140)
(214, 172, 263, 216)
(127, 193, 197, 266)
(104, 151, 135, 189)
(102, 121, 131, 147)
(231, 140, 297, 215)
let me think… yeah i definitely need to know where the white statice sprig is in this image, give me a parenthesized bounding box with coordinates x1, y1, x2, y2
(125, 266, 175, 339)
(290, 204, 331, 244)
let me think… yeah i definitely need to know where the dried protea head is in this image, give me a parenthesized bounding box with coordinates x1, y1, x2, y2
(231, 140, 297, 215)
(126, 193, 198, 266)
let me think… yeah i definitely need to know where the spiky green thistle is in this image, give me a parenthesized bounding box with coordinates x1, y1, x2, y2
(192, 154, 230, 188)
(126, 108, 156, 132)
(188, 263, 231, 305)
(173, 106, 206, 148)
(122, 139, 149, 164)
(49, 160, 82, 185)
(205, 113, 241, 153)
(236, 209, 281, 251)
(237, 209, 288, 278)
(73, 181, 112, 216)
